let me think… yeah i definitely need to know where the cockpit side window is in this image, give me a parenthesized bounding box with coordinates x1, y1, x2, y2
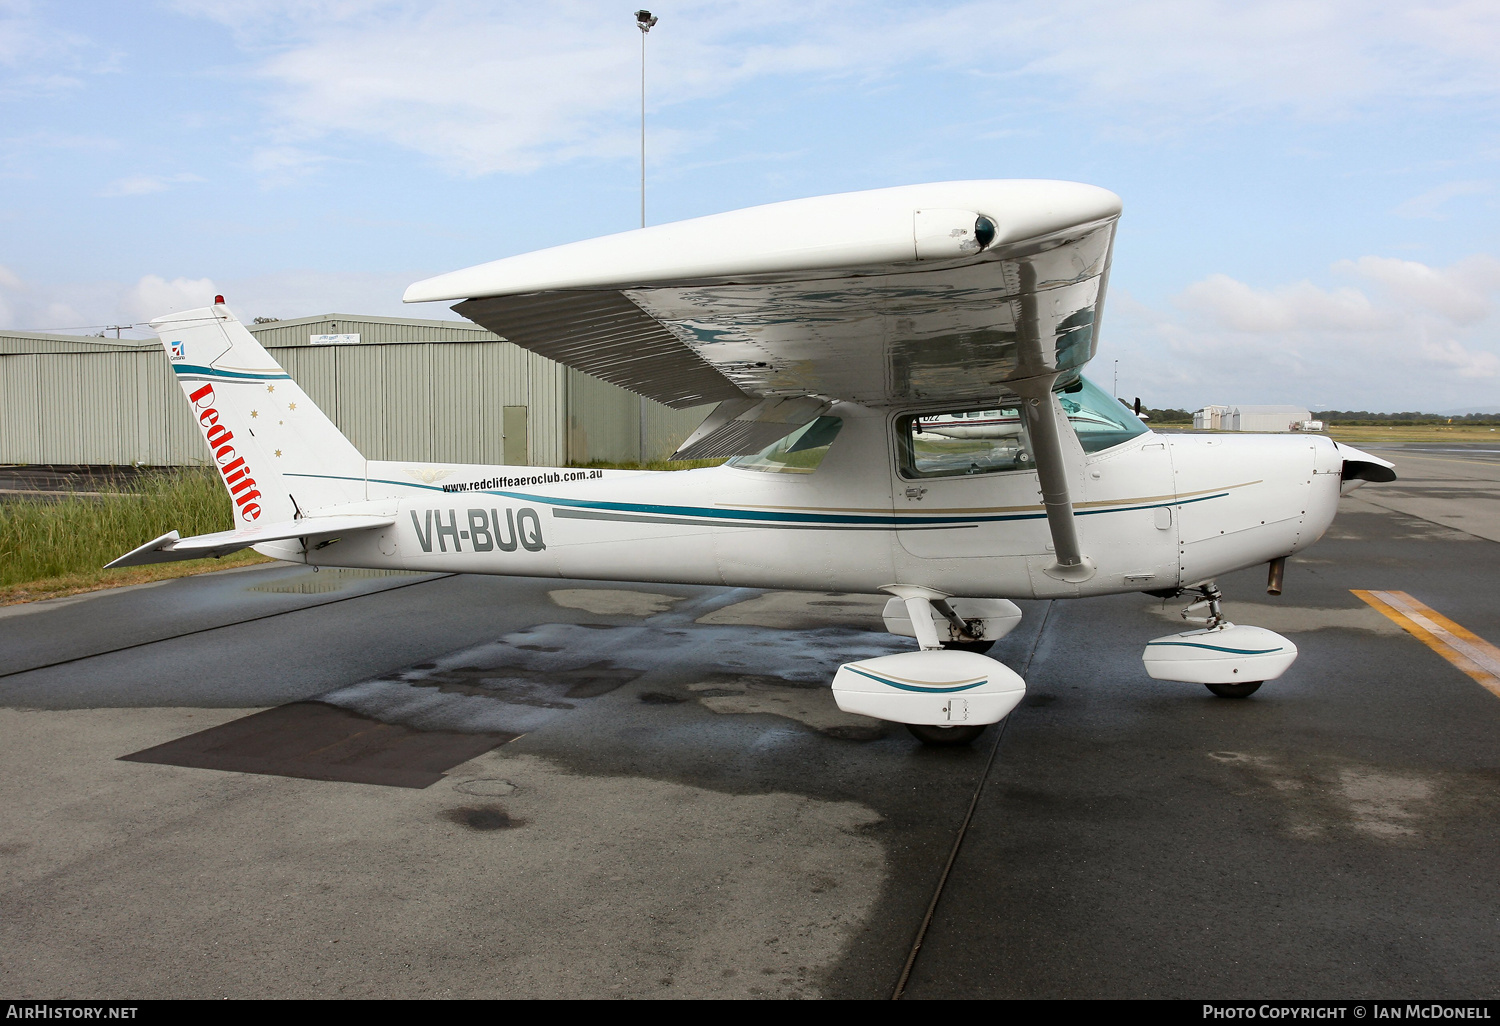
(1063, 376, 1149, 454)
(897, 375, 1147, 478)
(727, 416, 843, 474)
(898, 406, 1034, 478)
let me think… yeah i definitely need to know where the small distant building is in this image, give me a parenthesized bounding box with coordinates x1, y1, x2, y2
(1193, 405, 1233, 430)
(1192, 404, 1313, 432)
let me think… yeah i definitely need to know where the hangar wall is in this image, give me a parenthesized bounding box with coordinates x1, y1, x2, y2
(0, 314, 711, 468)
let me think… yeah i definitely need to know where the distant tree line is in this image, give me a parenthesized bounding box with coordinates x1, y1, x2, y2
(1312, 411, 1500, 426)
(1135, 407, 1500, 427)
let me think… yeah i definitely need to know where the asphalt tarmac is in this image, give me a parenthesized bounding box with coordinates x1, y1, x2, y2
(1, 447, 1497, 999)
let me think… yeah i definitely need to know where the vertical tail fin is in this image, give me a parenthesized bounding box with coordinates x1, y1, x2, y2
(154, 301, 366, 525)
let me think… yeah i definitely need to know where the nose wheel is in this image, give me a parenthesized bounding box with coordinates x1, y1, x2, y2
(906, 723, 990, 746)
(941, 639, 995, 654)
(1205, 681, 1263, 698)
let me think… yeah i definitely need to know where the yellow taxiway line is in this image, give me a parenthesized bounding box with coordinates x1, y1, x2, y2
(1353, 589, 1500, 699)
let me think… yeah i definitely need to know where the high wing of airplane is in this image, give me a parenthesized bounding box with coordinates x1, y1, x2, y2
(115, 180, 1396, 746)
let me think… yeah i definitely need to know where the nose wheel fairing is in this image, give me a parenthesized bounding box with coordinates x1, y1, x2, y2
(1143, 623, 1298, 686)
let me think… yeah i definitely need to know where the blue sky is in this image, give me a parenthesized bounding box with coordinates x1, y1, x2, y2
(2, 0, 1497, 411)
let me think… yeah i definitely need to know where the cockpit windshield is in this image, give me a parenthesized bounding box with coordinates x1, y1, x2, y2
(1061, 376, 1149, 453)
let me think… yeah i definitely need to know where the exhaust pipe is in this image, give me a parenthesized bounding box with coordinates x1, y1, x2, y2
(1267, 556, 1285, 596)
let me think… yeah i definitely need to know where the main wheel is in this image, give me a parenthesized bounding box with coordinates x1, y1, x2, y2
(906, 723, 989, 746)
(941, 639, 995, 654)
(1205, 681, 1263, 699)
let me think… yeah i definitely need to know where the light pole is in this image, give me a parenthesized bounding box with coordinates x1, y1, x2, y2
(636, 10, 657, 230)
(634, 10, 658, 464)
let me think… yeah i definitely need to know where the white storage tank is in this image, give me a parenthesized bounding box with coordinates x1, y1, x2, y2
(1192, 404, 1311, 432)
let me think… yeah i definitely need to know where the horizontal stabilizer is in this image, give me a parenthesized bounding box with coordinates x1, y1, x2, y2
(671, 396, 832, 460)
(105, 514, 397, 569)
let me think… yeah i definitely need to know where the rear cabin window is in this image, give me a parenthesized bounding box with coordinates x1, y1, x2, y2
(899, 407, 1034, 478)
(727, 416, 843, 474)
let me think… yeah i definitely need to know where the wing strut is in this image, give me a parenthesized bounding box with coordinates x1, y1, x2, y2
(1013, 375, 1096, 583)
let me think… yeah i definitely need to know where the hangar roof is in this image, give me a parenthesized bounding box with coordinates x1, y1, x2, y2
(0, 330, 156, 354)
(0, 314, 505, 355)
(245, 313, 503, 348)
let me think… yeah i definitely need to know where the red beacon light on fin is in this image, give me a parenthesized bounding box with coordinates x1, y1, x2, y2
(214, 295, 225, 305)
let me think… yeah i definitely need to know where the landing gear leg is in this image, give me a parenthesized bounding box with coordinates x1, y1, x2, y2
(1181, 582, 1226, 628)
(1184, 585, 1264, 698)
(941, 639, 995, 654)
(906, 723, 990, 746)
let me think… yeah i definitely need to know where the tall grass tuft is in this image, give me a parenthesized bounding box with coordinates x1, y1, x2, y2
(0, 469, 234, 586)
(569, 458, 727, 472)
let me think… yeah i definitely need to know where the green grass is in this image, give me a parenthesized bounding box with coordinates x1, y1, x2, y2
(0, 468, 254, 591)
(0, 459, 726, 607)
(1326, 424, 1500, 445)
(569, 458, 727, 472)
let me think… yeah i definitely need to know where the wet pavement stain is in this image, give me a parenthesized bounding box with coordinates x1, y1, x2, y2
(697, 592, 890, 630)
(317, 617, 907, 738)
(689, 675, 887, 740)
(548, 589, 683, 616)
(444, 805, 523, 831)
(1203, 750, 1495, 844)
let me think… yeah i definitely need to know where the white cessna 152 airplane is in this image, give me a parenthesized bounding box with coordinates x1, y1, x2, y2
(112, 180, 1395, 745)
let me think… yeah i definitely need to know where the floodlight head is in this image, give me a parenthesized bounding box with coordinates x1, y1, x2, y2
(635, 9, 658, 31)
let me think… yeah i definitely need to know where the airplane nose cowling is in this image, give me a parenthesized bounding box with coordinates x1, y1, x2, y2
(1168, 432, 1350, 581)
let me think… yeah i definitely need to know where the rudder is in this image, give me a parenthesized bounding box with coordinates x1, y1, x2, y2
(155, 300, 366, 524)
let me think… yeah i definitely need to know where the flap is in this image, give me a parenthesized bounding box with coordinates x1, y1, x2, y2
(671, 395, 832, 460)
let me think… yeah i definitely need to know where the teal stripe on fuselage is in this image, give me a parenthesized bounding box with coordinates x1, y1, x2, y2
(285, 472, 1229, 530)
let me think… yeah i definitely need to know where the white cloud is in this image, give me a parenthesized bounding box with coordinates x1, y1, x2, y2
(97, 173, 204, 197)
(209, 269, 419, 319)
(1174, 275, 1380, 332)
(0, 2, 114, 98)
(248, 145, 327, 188)
(1117, 253, 1500, 410)
(171, 0, 1500, 175)
(1337, 253, 1500, 324)
(122, 275, 220, 323)
(0, 265, 424, 334)
(1420, 338, 1500, 379)
(0, 266, 119, 335)
(1393, 179, 1492, 219)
